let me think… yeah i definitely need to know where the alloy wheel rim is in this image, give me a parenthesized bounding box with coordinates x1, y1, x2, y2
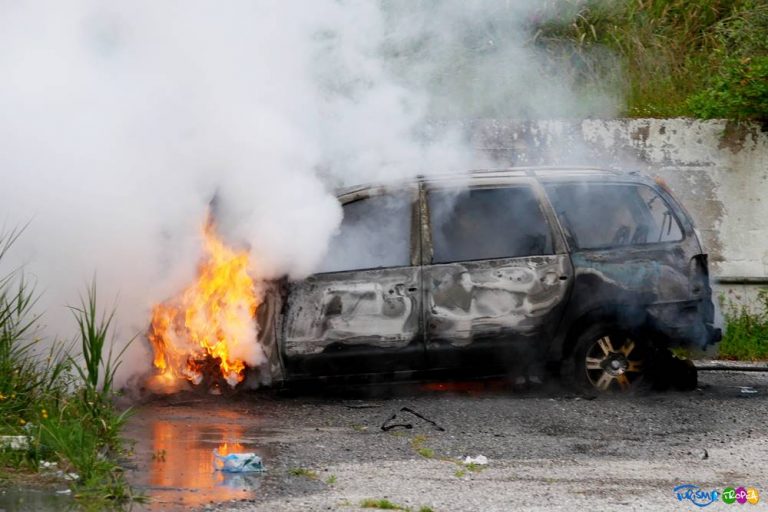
(585, 335, 644, 391)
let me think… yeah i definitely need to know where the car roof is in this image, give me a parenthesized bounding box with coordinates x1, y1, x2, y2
(334, 166, 655, 197)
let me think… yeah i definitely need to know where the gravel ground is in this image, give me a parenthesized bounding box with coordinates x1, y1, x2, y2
(125, 371, 768, 512)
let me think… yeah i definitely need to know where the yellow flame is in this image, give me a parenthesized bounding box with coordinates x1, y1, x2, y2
(148, 215, 259, 390)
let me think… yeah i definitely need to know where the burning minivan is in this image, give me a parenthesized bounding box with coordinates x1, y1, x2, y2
(149, 167, 721, 393)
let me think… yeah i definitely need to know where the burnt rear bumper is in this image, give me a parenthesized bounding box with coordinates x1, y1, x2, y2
(646, 300, 720, 348)
(706, 323, 722, 345)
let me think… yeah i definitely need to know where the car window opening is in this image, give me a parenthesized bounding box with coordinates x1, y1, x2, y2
(316, 191, 412, 273)
(428, 186, 554, 264)
(545, 183, 683, 250)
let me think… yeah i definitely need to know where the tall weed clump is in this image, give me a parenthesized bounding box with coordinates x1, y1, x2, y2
(0, 229, 137, 504)
(719, 289, 768, 360)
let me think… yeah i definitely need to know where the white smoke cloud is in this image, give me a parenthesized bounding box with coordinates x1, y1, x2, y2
(0, 0, 618, 385)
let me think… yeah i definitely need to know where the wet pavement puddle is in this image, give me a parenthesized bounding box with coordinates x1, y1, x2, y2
(0, 400, 273, 511)
(123, 401, 274, 511)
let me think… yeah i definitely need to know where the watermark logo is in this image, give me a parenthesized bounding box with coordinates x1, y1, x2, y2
(677, 485, 759, 506)
(674, 484, 720, 508)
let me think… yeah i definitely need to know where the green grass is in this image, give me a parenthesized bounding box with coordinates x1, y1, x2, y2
(359, 499, 434, 512)
(289, 467, 318, 479)
(718, 289, 768, 360)
(464, 462, 485, 473)
(360, 499, 407, 510)
(416, 447, 434, 458)
(0, 228, 139, 505)
(410, 435, 435, 459)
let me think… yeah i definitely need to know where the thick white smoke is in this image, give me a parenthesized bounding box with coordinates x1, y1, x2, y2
(0, 0, 617, 384)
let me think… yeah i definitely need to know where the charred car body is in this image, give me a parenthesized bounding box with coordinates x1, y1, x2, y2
(258, 168, 721, 392)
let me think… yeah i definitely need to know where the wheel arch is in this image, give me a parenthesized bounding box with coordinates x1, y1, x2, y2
(559, 304, 651, 362)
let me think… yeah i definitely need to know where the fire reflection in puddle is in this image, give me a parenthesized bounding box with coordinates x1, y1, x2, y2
(125, 403, 271, 510)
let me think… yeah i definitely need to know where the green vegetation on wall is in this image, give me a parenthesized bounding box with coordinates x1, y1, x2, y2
(536, 0, 768, 120)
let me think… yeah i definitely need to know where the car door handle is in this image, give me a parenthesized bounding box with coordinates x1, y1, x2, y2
(393, 284, 419, 294)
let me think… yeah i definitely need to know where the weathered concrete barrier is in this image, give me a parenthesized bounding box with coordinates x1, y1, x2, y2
(466, 119, 768, 305)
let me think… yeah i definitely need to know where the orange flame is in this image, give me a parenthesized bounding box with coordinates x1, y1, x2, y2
(148, 215, 260, 391)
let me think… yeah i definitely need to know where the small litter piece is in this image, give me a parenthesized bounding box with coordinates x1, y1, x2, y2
(463, 455, 488, 465)
(0, 435, 29, 450)
(213, 449, 266, 473)
(739, 386, 758, 395)
(381, 407, 445, 432)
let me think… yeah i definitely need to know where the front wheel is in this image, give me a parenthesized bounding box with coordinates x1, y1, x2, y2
(572, 325, 648, 392)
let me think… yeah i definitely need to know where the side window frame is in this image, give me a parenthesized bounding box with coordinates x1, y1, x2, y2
(420, 179, 566, 265)
(313, 185, 420, 275)
(543, 181, 687, 252)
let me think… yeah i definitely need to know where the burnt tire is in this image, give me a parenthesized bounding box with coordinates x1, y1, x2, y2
(569, 324, 649, 393)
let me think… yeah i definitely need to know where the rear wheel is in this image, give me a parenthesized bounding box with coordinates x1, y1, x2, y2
(572, 325, 647, 392)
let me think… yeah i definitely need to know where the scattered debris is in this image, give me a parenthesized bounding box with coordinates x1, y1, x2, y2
(381, 407, 445, 432)
(0, 435, 29, 450)
(463, 455, 488, 466)
(688, 448, 709, 460)
(213, 449, 266, 473)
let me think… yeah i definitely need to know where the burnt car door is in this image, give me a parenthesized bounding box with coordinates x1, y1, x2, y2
(280, 186, 424, 378)
(421, 179, 572, 374)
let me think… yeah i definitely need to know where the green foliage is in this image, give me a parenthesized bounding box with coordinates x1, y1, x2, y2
(464, 462, 485, 473)
(358, 499, 435, 512)
(289, 467, 318, 479)
(719, 289, 768, 360)
(410, 434, 435, 459)
(688, 56, 768, 119)
(71, 281, 116, 393)
(535, 0, 768, 119)
(360, 499, 407, 510)
(0, 229, 137, 505)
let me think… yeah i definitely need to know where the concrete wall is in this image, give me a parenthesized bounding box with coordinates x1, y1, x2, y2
(465, 118, 768, 305)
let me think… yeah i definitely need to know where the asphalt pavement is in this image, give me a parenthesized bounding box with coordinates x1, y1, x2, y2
(124, 370, 768, 511)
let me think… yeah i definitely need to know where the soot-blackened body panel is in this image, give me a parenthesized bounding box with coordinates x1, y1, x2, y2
(551, 233, 713, 358)
(424, 255, 572, 371)
(280, 266, 423, 376)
